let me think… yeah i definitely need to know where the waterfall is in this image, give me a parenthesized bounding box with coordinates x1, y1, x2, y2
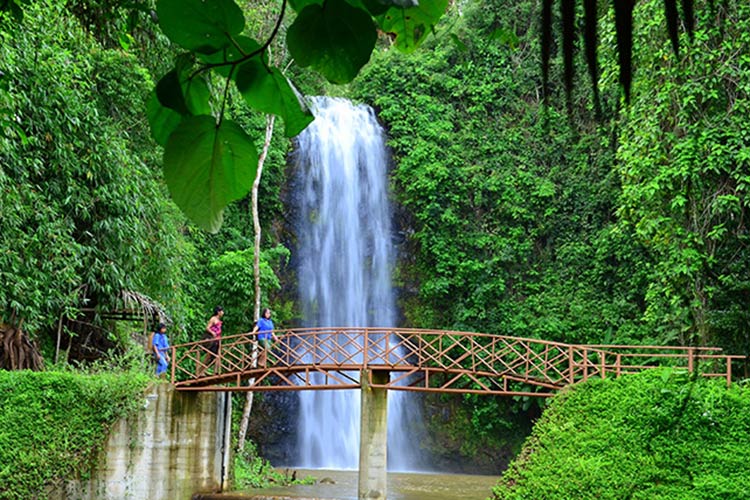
(293, 97, 422, 471)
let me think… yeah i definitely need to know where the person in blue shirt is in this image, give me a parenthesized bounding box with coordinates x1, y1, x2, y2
(151, 323, 170, 378)
(252, 308, 279, 366)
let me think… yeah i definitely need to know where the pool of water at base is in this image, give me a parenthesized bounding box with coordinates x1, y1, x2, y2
(205, 469, 499, 500)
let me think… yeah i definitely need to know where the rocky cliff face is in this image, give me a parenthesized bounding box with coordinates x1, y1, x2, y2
(247, 391, 300, 465)
(421, 394, 537, 475)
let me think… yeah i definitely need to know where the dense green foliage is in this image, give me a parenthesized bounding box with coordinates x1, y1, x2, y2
(0, 370, 150, 500)
(0, 1, 293, 358)
(492, 370, 750, 499)
(352, 0, 639, 343)
(349, 0, 749, 459)
(234, 441, 314, 489)
(352, 0, 750, 353)
(616, 1, 750, 350)
(0, 1, 188, 332)
(205, 244, 290, 334)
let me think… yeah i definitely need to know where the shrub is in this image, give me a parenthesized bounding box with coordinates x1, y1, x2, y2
(234, 441, 315, 489)
(493, 369, 750, 500)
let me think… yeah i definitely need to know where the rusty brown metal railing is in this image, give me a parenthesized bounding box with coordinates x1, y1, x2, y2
(170, 328, 744, 396)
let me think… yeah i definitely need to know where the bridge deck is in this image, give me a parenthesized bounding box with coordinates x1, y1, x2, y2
(170, 328, 743, 395)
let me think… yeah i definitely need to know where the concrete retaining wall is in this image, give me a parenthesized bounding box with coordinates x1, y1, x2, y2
(53, 384, 231, 500)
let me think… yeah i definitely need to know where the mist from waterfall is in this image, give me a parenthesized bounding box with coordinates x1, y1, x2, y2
(292, 97, 422, 471)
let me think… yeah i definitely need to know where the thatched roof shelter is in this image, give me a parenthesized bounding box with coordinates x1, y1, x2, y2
(54, 290, 171, 364)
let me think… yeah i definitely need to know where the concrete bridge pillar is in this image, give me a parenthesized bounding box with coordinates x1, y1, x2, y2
(358, 369, 389, 500)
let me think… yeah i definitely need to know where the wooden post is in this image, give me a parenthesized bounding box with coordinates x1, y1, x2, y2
(216, 338, 222, 374)
(54, 314, 64, 365)
(582, 348, 589, 382)
(726, 357, 732, 388)
(525, 343, 531, 378)
(359, 369, 389, 500)
(170, 346, 176, 383)
(568, 345, 575, 384)
(363, 329, 369, 366)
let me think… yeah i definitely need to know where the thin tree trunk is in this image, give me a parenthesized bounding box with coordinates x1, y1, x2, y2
(55, 314, 64, 365)
(238, 114, 276, 453)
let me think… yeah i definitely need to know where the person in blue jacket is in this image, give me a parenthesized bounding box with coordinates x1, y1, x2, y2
(252, 308, 279, 366)
(151, 323, 170, 378)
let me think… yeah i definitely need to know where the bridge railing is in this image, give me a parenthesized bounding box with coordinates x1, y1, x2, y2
(576, 344, 744, 387)
(367, 330, 741, 393)
(170, 328, 744, 394)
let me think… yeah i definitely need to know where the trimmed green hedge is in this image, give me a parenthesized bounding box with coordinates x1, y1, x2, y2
(0, 370, 150, 500)
(493, 370, 750, 500)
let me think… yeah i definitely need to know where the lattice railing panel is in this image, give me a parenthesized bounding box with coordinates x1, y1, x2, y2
(171, 328, 741, 394)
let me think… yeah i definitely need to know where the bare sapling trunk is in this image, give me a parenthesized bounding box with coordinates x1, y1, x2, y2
(238, 114, 276, 453)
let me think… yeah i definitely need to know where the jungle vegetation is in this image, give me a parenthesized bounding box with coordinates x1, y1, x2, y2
(347, 0, 748, 466)
(2, 0, 745, 375)
(352, 0, 750, 355)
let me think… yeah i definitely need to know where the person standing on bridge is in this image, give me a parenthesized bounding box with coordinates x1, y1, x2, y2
(198, 306, 223, 376)
(252, 307, 279, 367)
(151, 323, 170, 378)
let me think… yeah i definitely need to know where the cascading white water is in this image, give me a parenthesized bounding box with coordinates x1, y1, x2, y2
(293, 97, 422, 471)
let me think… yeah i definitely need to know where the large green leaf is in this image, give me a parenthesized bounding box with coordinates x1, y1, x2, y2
(162, 62, 211, 114)
(146, 91, 182, 147)
(291, 0, 413, 14)
(163, 116, 258, 232)
(151, 66, 211, 145)
(235, 61, 313, 137)
(198, 36, 263, 78)
(377, 0, 448, 53)
(287, 0, 377, 84)
(155, 70, 189, 115)
(289, 0, 322, 12)
(355, 0, 389, 16)
(157, 0, 245, 54)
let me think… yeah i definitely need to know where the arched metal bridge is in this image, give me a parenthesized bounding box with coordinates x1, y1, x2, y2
(169, 328, 742, 396)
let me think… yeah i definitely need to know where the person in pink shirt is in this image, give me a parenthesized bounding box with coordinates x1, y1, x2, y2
(198, 306, 223, 376)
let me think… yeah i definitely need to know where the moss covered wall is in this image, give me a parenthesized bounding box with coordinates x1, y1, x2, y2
(52, 384, 231, 500)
